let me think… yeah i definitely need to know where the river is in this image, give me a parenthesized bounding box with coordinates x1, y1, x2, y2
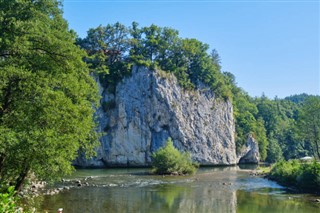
(28, 166, 319, 213)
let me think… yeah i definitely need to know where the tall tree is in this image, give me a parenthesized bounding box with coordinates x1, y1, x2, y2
(0, 0, 99, 191)
(297, 97, 320, 159)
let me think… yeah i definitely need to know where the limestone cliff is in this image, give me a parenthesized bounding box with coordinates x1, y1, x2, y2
(74, 66, 237, 167)
(237, 135, 260, 164)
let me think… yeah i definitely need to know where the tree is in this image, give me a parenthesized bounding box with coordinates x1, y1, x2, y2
(297, 97, 320, 159)
(79, 22, 233, 99)
(77, 22, 132, 92)
(255, 96, 281, 136)
(266, 137, 283, 163)
(254, 118, 268, 161)
(151, 138, 198, 175)
(0, 0, 99, 191)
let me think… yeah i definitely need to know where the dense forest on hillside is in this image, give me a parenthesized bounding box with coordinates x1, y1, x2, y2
(77, 22, 320, 163)
(0, 0, 319, 197)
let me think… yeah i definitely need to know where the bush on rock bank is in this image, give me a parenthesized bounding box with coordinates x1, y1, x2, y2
(151, 138, 198, 175)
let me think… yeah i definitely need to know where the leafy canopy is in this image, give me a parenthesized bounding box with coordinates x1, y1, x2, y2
(77, 22, 232, 99)
(297, 97, 320, 159)
(0, 0, 99, 190)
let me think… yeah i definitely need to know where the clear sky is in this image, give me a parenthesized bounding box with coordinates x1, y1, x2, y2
(62, 0, 319, 99)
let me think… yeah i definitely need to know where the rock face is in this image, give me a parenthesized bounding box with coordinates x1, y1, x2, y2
(74, 66, 237, 167)
(237, 135, 260, 164)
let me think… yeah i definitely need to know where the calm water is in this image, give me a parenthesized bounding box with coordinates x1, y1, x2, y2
(28, 166, 320, 213)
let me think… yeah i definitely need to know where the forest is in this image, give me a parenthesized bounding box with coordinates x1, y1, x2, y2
(0, 0, 319, 197)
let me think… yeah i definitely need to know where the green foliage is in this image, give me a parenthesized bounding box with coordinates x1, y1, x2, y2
(0, 0, 99, 190)
(270, 160, 302, 185)
(284, 93, 317, 104)
(232, 90, 317, 163)
(151, 138, 198, 175)
(78, 22, 232, 100)
(270, 160, 320, 193)
(266, 138, 283, 163)
(296, 161, 320, 191)
(0, 186, 16, 213)
(0, 186, 35, 213)
(76, 22, 132, 92)
(297, 97, 320, 159)
(231, 86, 269, 160)
(254, 118, 268, 161)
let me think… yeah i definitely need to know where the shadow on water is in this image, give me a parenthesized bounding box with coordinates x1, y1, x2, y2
(238, 163, 259, 170)
(27, 167, 320, 213)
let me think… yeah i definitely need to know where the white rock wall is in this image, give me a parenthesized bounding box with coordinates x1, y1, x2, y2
(75, 66, 237, 167)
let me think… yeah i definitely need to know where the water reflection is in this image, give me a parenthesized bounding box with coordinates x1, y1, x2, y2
(236, 190, 319, 213)
(154, 185, 188, 208)
(30, 167, 319, 213)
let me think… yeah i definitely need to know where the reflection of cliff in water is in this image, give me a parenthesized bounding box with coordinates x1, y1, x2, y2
(177, 187, 236, 213)
(37, 183, 237, 213)
(36, 169, 239, 213)
(147, 184, 236, 213)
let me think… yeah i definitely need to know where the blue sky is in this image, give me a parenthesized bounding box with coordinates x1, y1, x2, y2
(62, 0, 319, 98)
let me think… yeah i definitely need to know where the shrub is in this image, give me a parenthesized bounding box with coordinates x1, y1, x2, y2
(269, 160, 320, 193)
(269, 160, 301, 185)
(297, 161, 320, 192)
(0, 186, 18, 213)
(151, 138, 198, 175)
(0, 186, 36, 213)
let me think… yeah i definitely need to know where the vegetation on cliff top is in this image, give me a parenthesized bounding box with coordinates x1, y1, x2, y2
(76, 22, 232, 100)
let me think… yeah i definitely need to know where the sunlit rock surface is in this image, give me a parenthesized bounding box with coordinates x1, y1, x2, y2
(237, 135, 260, 164)
(75, 66, 236, 167)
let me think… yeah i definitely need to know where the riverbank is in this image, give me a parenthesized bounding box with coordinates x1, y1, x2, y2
(267, 160, 320, 195)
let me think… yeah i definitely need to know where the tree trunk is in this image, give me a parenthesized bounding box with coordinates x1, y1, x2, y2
(0, 79, 14, 118)
(314, 140, 320, 160)
(312, 122, 320, 160)
(0, 154, 5, 179)
(14, 167, 29, 192)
